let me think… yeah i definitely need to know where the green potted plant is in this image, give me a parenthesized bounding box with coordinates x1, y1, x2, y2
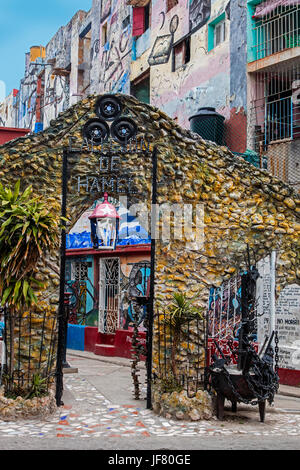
(164, 292, 204, 382)
(0, 181, 59, 397)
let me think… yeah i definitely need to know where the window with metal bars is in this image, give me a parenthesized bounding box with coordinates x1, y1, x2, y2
(251, 1, 300, 61)
(214, 19, 226, 47)
(250, 65, 300, 145)
(73, 261, 89, 281)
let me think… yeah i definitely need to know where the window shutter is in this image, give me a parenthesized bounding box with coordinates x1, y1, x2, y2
(132, 7, 145, 37)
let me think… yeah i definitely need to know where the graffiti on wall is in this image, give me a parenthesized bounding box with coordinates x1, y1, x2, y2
(66, 259, 97, 327)
(120, 260, 151, 331)
(99, 0, 131, 94)
(44, 73, 70, 118)
(100, 29, 131, 93)
(101, 0, 112, 23)
(91, 39, 100, 61)
(148, 14, 179, 66)
(208, 274, 242, 341)
(151, 59, 193, 111)
(189, 0, 211, 34)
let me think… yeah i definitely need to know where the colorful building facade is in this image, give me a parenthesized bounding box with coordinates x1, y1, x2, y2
(1, 0, 300, 374)
(2, 0, 300, 190)
(65, 197, 151, 357)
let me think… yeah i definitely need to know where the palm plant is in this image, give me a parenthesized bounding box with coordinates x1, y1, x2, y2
(0, 180, 60, 382)
(165, 292, 203, 380)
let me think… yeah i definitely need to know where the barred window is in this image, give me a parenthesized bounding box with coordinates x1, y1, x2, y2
(73, 261, 89, 281)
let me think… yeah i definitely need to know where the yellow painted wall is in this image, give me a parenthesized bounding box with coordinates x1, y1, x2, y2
(30, 46, 46, 63)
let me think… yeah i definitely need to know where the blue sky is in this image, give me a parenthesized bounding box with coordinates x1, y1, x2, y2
(0, 0, 92, 100)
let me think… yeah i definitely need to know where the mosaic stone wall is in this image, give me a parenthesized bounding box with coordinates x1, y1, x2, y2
(0, 93, 299, 390)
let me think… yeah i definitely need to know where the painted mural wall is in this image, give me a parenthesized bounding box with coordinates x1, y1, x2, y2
(136, 0, 230, 128)
(65, 197, 151, 331)
(130, 0, 248, 152)
(16, 47, 46, 132)
(1, 0, 249, 152)
(97, 0, 132, 94)
(0, 89, 18, 128)
(43, 10, 90, 129)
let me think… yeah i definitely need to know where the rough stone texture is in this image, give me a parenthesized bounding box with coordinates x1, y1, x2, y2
(4, 302, 57, 388)
(152, 317, 206, 383)
(152, 384, 213, 421)
(0, 387, 57, 421)
(0, 93, 299, 402)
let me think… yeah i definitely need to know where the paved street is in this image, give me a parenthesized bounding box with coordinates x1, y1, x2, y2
(0, 350, 300, 450)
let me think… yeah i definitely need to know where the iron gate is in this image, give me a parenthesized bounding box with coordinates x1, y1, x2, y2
(99, 257, 120, 333)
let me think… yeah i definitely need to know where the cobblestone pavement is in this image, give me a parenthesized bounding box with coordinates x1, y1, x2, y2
(0, 354, 300, 440)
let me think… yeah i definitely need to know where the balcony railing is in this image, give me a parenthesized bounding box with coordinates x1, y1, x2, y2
(252, 5, 300, 61)
(265, 96, 293, 143)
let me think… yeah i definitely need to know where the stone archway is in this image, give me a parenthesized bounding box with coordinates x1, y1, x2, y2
(1, 94, 299, 303)
(0, 93, 299, 408)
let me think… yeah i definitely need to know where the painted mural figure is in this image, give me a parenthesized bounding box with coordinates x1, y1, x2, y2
(96, 217, 116, 248)
(189, 0, 211, 33)
(121, 261, 151, 330)
(208, 275, 242, 341)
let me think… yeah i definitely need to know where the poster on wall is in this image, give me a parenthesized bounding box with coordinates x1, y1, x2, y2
(189, 0, 211, 34)
(257, 256, 300, 371)
(148, 35, 174, 66)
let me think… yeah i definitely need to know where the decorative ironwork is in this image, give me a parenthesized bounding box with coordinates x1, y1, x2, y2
(1, 306, 58, 398)
(95, 94, 122, 121)
(111, 117, 138, 144)
(73, 261, 89, 281)
(205, 265, 279, 422)
(153, 309, 207, 398)
(99, 258, 120, 334)
(82, 118, 110, 144)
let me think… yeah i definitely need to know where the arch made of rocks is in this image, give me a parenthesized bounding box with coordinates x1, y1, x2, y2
(0, 93, 299, 311)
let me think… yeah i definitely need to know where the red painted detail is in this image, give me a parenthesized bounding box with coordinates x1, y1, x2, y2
(278, 368, 300, 387)
(224, 107, 247, 154)
(66, 244, 151, 257)
(85, 326, 146, 360)
(206, 338, 258, 366)
(89, 193, 120, 219)
(208, 338, 300, 387)
(95, 343, 116, 356)
(132, 7, 145, 37)
(97, 332, 116, 345)
(114, 329, 146, 360)
(13, 89, 19, 97)
(84, 326, 99, 353)
(0, 127, 30, 145)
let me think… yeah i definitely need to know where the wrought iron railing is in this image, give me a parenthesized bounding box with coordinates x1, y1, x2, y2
(152, 309, 207, 398)
(0, 306, 58, 398)
(265, 95, 294, 143)
(252, 4, 300, 61)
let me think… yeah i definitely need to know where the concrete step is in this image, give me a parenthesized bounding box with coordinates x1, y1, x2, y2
(278, 384, 300, 399)
(94, 343, 116, 357)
